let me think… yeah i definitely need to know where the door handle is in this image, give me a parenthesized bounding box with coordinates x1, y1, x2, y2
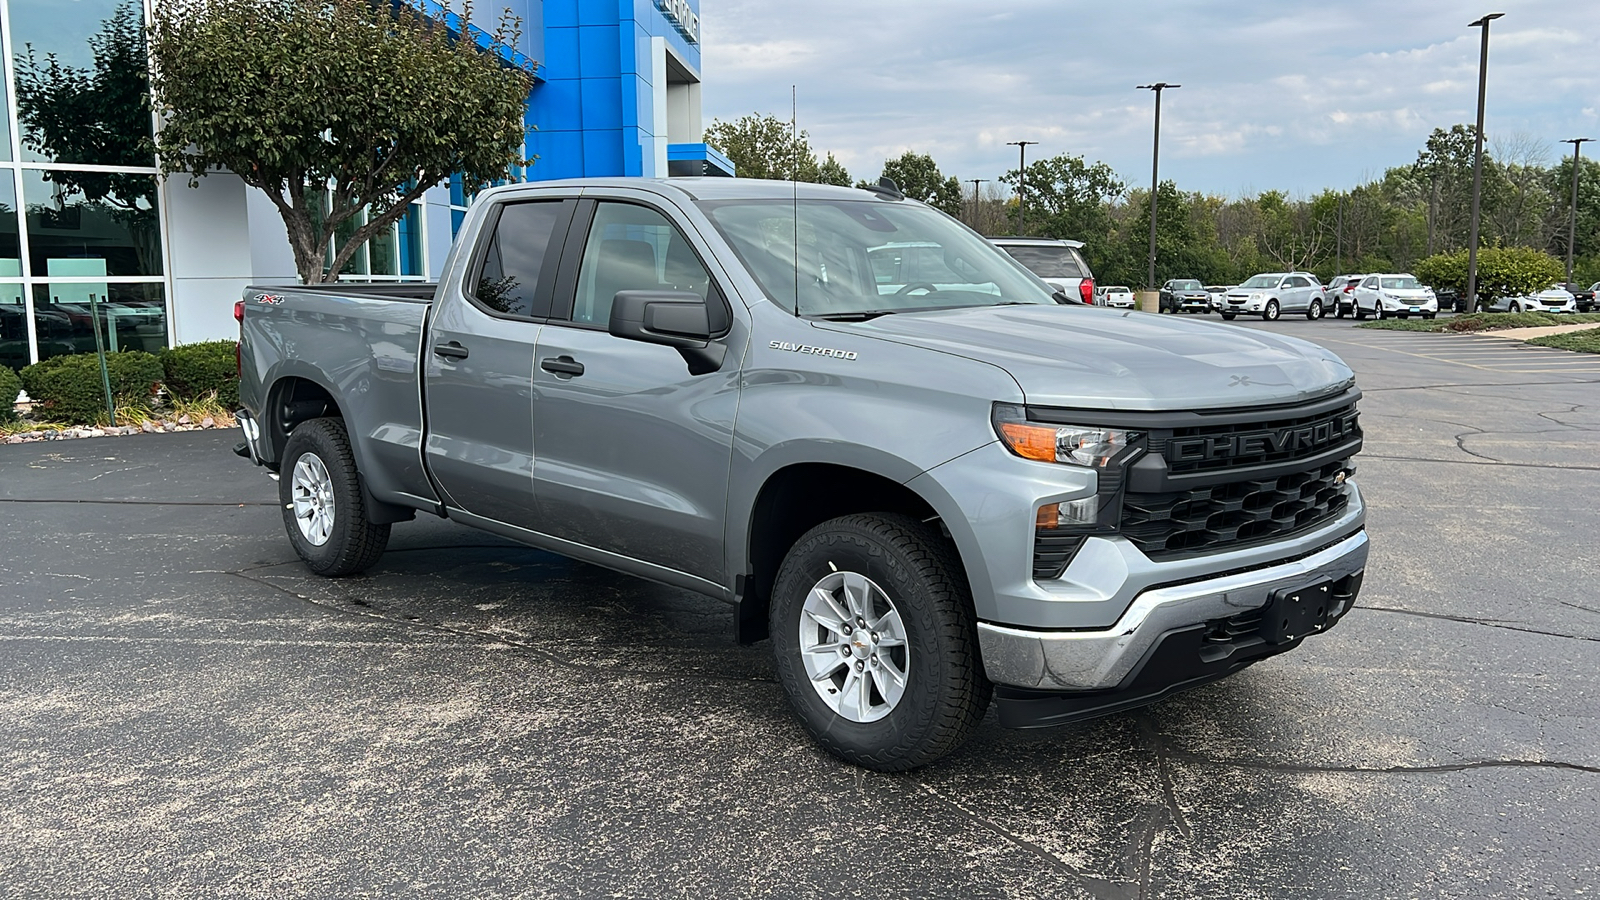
(434, 341, 469, 360)
(540, 355, 584, 377)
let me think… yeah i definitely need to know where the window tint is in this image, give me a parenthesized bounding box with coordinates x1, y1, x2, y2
(1362, 277, 1377, 288)
(571, 202, 712, 327)
(474, 201, 566, 317)
(998, 245, 1083, 278)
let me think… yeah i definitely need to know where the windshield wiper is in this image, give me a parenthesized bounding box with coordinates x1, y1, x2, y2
(810, 303, 1035, 322)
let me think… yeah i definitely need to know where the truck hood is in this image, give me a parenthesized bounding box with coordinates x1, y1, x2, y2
(825, 305, 1354, 410)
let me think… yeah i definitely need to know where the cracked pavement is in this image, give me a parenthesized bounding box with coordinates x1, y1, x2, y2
(1, 320, 1597, 899)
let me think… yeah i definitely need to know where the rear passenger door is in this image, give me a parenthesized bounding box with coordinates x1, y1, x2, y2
(423, 197, 574, 528)
(530, 198, 741, 582)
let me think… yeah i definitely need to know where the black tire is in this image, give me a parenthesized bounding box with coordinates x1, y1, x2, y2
(1510, 302, 1522, 313)
(1377, 306, 1388, 320)
(1306, 299, 1324, 320)
(1335, 302, 1346, 319)
(1355, 302, 1367, 321)
(279, 417, 390, 577)
(1221, 312, 1236, 320)
(769, 513, 990, 772)
(1263, 299, 1280, 321)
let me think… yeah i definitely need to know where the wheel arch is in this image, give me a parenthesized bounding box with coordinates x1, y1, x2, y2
(733, 458, 975, 645)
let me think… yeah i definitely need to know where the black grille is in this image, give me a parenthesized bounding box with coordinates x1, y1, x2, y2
(1154, 402, 1360, 475)
(1033, 532, 1087, 580)
(1121, 458, 1351, 559)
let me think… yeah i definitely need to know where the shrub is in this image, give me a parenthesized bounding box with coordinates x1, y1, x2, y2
(160, 340, 239, 408)
(1413, 247, 1565, 309)
(0, 366, 19, 424)
(19, 351, 164, 425)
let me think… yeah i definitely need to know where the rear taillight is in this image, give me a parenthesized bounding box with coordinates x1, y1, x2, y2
(1079, 278, 1095, 304)
(234, 300, 244, 376)
(1343, 284, 1355, 293)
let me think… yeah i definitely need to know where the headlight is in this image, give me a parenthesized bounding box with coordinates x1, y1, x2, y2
(1250, 292, 1266, 300)
(992, 405, 1143, 467)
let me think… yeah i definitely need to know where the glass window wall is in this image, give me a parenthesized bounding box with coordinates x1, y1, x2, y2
(32, 282, 166, 361)
(23, 169, 162, 278)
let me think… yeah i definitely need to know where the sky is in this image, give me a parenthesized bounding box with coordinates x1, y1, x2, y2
(697, 0, 1600, 200)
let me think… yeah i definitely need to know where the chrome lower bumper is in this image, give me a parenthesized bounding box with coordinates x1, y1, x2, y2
(977, 529, 1369, 690)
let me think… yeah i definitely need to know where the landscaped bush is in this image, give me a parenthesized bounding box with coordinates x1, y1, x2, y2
(0, 366, 20, 424)
(19, 351, 164, 425)
(160, 340, 239, 408)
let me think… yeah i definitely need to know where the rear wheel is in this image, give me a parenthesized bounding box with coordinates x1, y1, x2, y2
(279, 417, 390, 576)
(1263, 300, 1280, 321)
(769, 513, 990, 771)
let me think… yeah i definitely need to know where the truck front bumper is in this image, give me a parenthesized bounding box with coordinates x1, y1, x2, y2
(978, 528, 1367, 727)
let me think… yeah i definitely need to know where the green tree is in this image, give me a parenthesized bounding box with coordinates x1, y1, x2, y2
(148, 0, 532, 284)
(1002, 153, 1124, 244)
(816, 152, 851, 187)
(703, 113, 820, 181)
(876, 152, 962, 215)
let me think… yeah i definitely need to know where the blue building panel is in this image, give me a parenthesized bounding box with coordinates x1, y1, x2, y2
(577, 23, 622, 74)
(543, 0, 579, 27)
(543, 25, 579, 73)
(579, 77, 624, 131)
(582, 130, 626, 175)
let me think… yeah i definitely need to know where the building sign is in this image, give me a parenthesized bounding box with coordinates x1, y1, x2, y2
(655, 0, 699, 44)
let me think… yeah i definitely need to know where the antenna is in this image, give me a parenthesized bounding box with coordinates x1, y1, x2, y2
(792, 85, 800, 317)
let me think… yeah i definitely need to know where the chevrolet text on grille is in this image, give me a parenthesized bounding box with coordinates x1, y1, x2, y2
(1168, 412, 1360, 461)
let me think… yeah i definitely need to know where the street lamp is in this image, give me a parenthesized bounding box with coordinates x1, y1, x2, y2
(1464, 13, 1503, 313)
(1561, 138, 1592, 285)
(967, 178, 989, 228)
(1137, 83, 1180, 291)
(1006, 140, 1038, 235)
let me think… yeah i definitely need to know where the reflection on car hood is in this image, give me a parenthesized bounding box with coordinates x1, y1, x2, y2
(823, 305, 1354, 410)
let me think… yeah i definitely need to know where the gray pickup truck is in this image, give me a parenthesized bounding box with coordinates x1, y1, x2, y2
(235, 177, 1368, 771)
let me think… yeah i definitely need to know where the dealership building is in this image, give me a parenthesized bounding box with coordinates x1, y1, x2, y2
(0, 0, 729, 371)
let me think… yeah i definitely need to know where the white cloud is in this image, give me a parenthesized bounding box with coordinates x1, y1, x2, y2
(699, 0, 1600, 195)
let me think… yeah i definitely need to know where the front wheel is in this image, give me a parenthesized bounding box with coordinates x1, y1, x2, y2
(1307, 299, 1324, 320)
(1263, 300, 1281, 321)
(1510, 302, 1522, 313)
(769, 513, 990, 771)
(1335, 303, 1346, 319)
(1221, 312, 1237, 320)
(279, 417, 391, 576)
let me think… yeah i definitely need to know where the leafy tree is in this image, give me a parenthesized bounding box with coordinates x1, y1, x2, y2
(148, 0, 533, 284)
(877, 152, 962, 216)
(816, 153, 852, 187)
(703, 113, 820, 181)
(1001, 153, 1123, 244)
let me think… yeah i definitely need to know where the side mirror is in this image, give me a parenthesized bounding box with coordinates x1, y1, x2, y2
(607, 290, 727, 375)
(609, 290, 713, 348)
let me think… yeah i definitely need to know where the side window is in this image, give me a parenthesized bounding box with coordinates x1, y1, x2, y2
(570, 202, 713, 327)
(1362, 277, 1377, 289)
(473, 201, 566, 317)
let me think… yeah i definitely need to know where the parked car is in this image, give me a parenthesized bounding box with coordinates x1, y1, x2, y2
(1488, 285, 1576, 314)
(1559, 282, 1595, 313)
(1352, 274, 1438, 320)
(988, 237, 1095, 305)
(1158, 279, 1210, 314)
(1325, 275, 1363, 318)
(1203, 285, 1230, 311)
(234, 176, 1369, 771)
(1221, 272, 1327, 321)
(1101, 285, 1136, 309)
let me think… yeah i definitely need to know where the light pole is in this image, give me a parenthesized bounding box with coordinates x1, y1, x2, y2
(1006, 140, 1037, 235)
(1464, 13, 1503, 313)
(967, 178, 989, 229)
(1137, 83, 1179, 291)
(1561, 138, 1592, 285)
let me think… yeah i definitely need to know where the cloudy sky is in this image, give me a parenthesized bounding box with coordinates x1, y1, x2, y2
(698, 0, 1600, 199)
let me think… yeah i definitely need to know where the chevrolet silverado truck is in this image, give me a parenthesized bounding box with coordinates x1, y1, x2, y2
(235, 177, 1368, 771)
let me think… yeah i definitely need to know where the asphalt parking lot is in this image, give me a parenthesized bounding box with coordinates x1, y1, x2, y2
(2, 317, 1597, 899)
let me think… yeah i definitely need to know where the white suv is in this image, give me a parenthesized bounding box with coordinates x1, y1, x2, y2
(1221, 273, 1327, 321)
(989, 237, 1095, 305)
(1353, 274, 1437, 320)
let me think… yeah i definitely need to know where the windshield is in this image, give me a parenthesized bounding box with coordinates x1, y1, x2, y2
(699, 199, 1058, 316)
(1171, 280, 1202, 290)
(1381, 276, 1422, 290)
(1239, 275, 1280, 289)
(995, 245, 1086, 278)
